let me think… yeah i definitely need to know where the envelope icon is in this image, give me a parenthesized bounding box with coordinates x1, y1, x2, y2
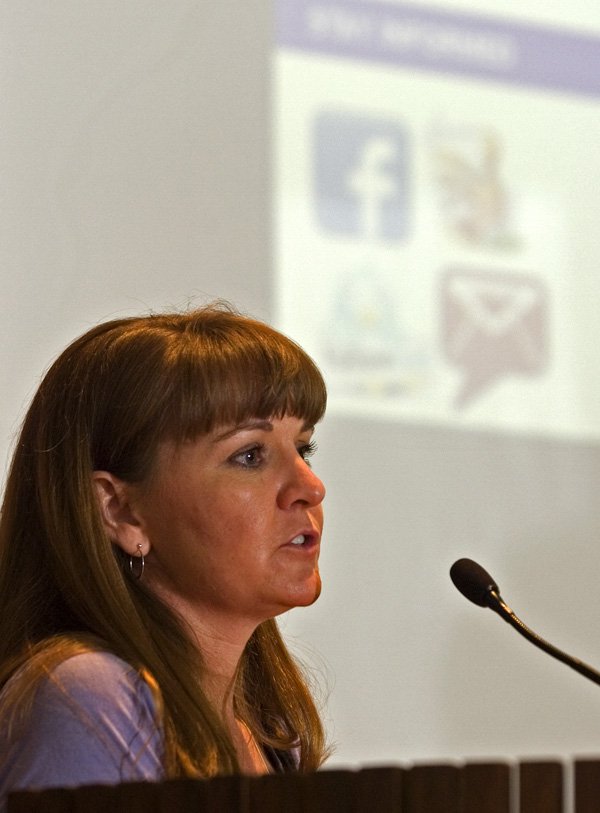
(441, 269, 548, 408)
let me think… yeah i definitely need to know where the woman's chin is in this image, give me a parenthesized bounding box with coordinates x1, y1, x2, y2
(291, 573, 322, 608)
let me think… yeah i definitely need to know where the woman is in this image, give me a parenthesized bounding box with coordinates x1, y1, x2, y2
(0, 303, 329, 803)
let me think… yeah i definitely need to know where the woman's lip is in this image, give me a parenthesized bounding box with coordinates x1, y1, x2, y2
(283, 530, 320, 549)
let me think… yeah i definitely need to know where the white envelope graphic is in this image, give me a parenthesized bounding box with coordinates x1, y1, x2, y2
(442, 269, 548, 407)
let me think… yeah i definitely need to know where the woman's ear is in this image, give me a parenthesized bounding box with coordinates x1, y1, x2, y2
(91, 471, 151, 557)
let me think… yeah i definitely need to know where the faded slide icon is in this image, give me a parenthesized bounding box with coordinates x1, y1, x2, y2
(432, 126, 517, 250)
(441, 269, 549, 409)
(313, 110, 409, 241)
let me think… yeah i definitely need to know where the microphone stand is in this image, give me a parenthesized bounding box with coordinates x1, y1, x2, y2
(484, 588, 600, 688)
(450, 558, 600, 688)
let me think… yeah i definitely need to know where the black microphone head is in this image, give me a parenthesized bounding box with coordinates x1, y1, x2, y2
(450, 558, 499, 608)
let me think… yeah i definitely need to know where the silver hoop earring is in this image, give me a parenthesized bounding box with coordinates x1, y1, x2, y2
(129, 544, 145, 580)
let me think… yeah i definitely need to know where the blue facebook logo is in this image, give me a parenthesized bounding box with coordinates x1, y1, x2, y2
(313, 111, 409, 240)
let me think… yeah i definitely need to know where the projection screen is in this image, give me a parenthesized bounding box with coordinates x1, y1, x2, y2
(2, 0, 600, 769)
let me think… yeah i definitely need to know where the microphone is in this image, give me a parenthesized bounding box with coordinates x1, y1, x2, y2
(450, 557, 600, 687)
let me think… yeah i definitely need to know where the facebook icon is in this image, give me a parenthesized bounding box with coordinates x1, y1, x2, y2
(313, 111, 409, 241)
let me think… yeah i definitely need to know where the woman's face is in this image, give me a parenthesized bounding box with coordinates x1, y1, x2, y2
(132, 415, 325, 631)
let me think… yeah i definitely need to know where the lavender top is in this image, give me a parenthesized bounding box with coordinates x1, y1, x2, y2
(0, 651, 164, 811)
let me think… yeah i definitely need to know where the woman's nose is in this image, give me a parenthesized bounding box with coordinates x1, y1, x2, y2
(278, 457, 326, 509)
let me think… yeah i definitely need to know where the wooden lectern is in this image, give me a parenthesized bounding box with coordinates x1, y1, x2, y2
(7, 759, 600, 812)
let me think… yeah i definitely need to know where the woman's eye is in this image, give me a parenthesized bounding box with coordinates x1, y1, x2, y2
(298, 440, 318, 465)
(231, 445, 264, 468)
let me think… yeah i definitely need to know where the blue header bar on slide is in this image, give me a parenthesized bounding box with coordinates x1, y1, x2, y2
(277, 0, 600, 99)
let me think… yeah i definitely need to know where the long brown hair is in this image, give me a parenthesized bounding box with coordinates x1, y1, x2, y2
(0, 303, 329, 775)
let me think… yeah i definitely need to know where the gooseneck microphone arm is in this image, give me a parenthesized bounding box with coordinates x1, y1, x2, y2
(450, 557, 600, 688)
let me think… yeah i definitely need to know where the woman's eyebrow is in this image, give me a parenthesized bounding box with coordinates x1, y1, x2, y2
(213, 419, 315, 443)
(213, 420, 274, 442)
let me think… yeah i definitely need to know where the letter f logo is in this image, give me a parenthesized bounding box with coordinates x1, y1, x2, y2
(314, 111, 409, 241)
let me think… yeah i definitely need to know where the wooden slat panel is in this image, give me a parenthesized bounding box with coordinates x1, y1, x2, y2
(403, 764, 460, 813)
(75, 784, 120, 811)
(7, 787, 77, 813)
(308, 769, 359, 811)
(355, 767, 404, 812)
(113, 781, 163, 812)
(248, 770, 365, 812)
(249, 771, 306, 813)
(6, 759, 584, 812)
(519, 762, 563, 813)
(462, 762, 510, 813)
(148, 777, 222, 813)
(574, 760, 600, 813)
(200, 775, 250, 813)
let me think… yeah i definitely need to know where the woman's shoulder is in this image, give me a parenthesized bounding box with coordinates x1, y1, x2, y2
(44, 649, 151, 704)
(10, 649, 159, 736)
(0, 648, 164, 799)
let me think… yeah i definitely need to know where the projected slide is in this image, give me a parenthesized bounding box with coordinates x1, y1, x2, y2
(274, 0, 600, 439)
